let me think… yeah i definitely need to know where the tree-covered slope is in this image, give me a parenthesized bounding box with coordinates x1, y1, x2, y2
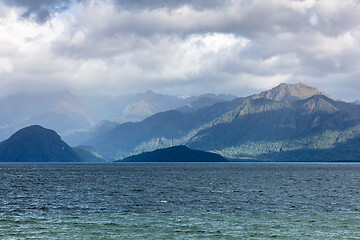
(86, 83, 352, 161)
(0, 125, 82, 162)
(188, 95, 360, 161)
(85, 97, 246, 159)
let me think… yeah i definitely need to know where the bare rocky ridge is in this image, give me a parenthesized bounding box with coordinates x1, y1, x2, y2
(251, 82, 334, 101)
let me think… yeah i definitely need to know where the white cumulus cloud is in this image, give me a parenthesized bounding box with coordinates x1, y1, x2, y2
(0, 0, 359, 100)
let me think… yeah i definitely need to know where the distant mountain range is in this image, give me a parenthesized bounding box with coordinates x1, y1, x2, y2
(84, 97, 245, 160)
(0, 125, 228, 162)
(0, 90, 235, 143)
(0, 91, 92, 142)
(84, 83, 360, 162)
(1, 83, 359, 162)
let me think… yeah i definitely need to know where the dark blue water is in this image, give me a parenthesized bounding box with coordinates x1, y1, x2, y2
(0, 163, 359, 239)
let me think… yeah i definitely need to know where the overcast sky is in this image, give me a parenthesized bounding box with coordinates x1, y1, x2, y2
(0, 0, 359, 100)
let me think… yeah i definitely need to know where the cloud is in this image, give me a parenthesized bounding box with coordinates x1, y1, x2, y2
(2, 0, 230, 22)
(2, 0, 74, 22)
(111, 0, 230, 11)
(0, 58, 14, 74)
(0, 0, 360, 100)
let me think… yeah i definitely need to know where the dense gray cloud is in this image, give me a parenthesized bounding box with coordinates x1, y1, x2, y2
(2, 0, 73, 22)
(112, 0, 230, 11)
(0, 0, 360, 101)
(2, 0, 230, 22)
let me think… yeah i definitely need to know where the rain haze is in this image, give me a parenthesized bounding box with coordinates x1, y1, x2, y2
(0, 0, 359, 101)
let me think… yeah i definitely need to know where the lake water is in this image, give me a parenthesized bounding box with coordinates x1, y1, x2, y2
(0, 163, 359, 239)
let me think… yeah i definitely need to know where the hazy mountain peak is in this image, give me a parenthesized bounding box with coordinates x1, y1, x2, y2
(145, 89, 155, 94)
(122, 100, 154, 119)
(135, 89, 160, 98)
(51, 100, 86, 115)
(177, 97, 227, 113)
(252, 82, 333, 101)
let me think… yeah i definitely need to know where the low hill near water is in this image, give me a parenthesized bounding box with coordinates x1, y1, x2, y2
(0, 125, 83, 162)
(119, 145, 228, 162)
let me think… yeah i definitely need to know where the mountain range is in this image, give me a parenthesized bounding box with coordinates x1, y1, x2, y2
(83, 83, 360, 161)
(188, 95, 360, 161)
(0, 125, 224, 163)
(1, 83, 359, 162)
(85, 97, 245, 159)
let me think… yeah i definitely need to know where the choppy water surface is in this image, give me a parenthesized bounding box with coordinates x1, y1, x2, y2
(0, 163, 359, 239)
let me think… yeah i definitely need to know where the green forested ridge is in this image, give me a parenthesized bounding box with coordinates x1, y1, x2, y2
(188, 95, 360, 161)
(85, 97, 246, 159)
(85, 83, 360, 161)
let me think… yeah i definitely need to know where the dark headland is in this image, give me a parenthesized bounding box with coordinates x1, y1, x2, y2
(0, 125, 82, 162)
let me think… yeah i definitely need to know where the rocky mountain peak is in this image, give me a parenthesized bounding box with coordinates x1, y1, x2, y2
(252, 82, 333, 101)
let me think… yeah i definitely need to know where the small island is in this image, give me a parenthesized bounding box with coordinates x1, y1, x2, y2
(118, 145, 228, 162)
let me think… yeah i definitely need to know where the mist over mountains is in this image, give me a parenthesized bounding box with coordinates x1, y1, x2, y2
(0, 90, 234, 143)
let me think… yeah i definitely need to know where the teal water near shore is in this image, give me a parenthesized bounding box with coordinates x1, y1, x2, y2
(1, 211, 359, 239)
(1, 163, 359, 239)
